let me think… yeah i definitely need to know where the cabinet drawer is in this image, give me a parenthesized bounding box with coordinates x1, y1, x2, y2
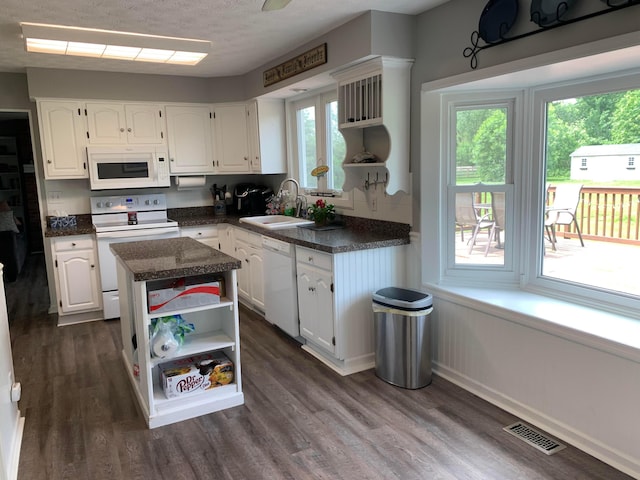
(246, 231, 262, 248)
(181, 226, 219, 239)
(53, 236, 94, 251)
(296, 246, 332, 271)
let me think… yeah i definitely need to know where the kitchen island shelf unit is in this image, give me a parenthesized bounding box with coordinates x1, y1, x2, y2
(147, 298, 234, 319)
(148, 330, 236, 368)
(111, 237, 243, 429)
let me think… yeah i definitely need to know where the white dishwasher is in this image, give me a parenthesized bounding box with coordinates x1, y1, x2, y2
(262, 236, 300, 338)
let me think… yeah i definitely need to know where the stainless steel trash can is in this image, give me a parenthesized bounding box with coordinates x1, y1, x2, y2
(373, 287, 433, 389)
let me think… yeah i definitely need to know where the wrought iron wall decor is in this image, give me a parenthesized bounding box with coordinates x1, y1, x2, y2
(464, 0, 640, 69)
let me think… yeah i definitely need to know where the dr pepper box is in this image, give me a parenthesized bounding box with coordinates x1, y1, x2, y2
(160, 351, 234, 399)
(147, 274, 224, 314)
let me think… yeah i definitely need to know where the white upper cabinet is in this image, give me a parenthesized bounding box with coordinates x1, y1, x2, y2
(332, 57, 413, 195)
(86, 103, 165, 145)
(165, 105, 215, 174)
(125, 104, 165, 144)
(246, 99, 286, 174)
(38, 100, 88, 179)
(213, 103, 250, 173)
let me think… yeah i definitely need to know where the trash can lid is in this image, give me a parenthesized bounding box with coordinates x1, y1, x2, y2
(373, 287, 432, 311)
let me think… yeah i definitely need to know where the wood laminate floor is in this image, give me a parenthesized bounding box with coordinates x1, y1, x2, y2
(6, 254, 634, 480)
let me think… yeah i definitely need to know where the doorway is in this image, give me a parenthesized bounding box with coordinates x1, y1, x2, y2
(0, 111, 43, 284)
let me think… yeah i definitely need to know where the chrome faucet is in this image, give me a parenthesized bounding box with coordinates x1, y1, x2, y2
(278, 177, 306, 217)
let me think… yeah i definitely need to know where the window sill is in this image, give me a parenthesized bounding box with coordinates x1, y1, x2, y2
(425, 283, 640, 364)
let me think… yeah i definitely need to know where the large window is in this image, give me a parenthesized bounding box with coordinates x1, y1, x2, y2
(538, 87, 640, 298)
(428, 71, 640, 315)
(291, 90, 346, 195)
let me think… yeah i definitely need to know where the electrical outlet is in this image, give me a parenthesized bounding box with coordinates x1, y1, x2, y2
(48, 191, 62, 204)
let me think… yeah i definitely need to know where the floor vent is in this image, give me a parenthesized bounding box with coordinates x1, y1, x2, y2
(503, 422, 566, 455)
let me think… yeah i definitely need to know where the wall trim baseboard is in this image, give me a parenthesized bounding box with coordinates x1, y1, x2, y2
(433, 363, 640, 479)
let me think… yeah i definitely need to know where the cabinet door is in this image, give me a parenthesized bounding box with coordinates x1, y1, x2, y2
(235, 242, 250, 300)
(166, 106, 215, 174)
(38, 101, 88, 179)
(297, 263, 335, 354)
(218, 225, 235, 256)
(247, 99, 287, 174)
(56, 249, 101, 314)
(246, 101, 261, 172)
(213, 104, 250, 173)
(86, 103, 127, 144)
(248, 246, 264, 310)
(125, 104, 165, 144)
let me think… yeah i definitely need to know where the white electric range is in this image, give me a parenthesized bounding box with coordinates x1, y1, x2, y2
(91, 193, 180, 319)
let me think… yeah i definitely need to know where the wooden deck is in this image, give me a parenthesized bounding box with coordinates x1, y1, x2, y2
(456, 232, 640, 296)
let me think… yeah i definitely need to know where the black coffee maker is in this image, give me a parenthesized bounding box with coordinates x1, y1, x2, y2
(233, 184, 273, 215)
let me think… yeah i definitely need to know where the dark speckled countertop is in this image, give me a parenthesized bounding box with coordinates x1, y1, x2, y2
(169, 206, 410, 254)
(110, 237, 241, 281)
(45, 207, 410, 254)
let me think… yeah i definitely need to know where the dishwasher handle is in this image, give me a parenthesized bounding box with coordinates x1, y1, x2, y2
(262, 236, 292, 254)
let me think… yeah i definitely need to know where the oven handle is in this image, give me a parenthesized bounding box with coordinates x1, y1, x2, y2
(95, 226, 180, 239)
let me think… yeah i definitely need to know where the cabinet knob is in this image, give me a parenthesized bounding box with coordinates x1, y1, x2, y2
(91, 264, 95, 269)
(71, 242, 76, 247)
(245, 259, 249, 263)
(47, 159, 52, 164)
(120, 127, 125, 132)
(127, 128, 132, 132)
(244, 157, 248, 161)
(308, 256, 313, 262)
(171, 158, 175, 162)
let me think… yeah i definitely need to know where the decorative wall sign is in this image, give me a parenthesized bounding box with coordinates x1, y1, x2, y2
(464, 0, 640, 70)
(263, 43, 327, 87)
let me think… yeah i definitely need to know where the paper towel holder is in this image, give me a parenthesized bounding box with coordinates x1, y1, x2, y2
(175, 176, 207, 190)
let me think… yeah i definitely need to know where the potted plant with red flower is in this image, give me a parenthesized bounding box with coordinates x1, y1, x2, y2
(307, 199, 335, 227)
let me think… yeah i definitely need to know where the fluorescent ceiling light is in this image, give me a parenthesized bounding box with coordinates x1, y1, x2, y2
(20, 22, 210, 65)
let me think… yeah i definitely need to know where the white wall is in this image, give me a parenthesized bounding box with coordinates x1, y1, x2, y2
(430, 295, 640, 478)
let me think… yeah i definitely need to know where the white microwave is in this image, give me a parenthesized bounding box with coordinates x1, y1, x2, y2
(87, 146, 171, 190)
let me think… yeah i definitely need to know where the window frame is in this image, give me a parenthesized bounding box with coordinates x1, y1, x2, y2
(423, 69, 640, 318)
(286, 87, 353, 210)
(439, 91, 523, 287)
(524, 73, 640, 314)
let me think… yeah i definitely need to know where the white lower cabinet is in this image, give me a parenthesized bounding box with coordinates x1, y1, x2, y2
(218, 224, 235, 256)
(233, 229, 264, 311)
(295, 244, 406, 375)
(52, 236, 102, 315)
(296, 250, 335, 354)
(181, 225, 219, 250)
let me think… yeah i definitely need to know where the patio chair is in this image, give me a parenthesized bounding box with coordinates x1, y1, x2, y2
(455, 192, 494, 253)
(485, 192, 505, 256)
(545, 184, 585, 251)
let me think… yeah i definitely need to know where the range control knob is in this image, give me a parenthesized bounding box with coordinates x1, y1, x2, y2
(106, 201, 113, 208)
(153, 199, 159, 205)
(145, 200, 151, 205)
(96, 201, 103, 208)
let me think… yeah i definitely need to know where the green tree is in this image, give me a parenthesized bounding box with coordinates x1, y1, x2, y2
(456, 108, 493, 167)
(472, 109, 506, 183)
(574, 92, 622, 145)
(611, 90, 640, 143)
(546, 102, 588, 179)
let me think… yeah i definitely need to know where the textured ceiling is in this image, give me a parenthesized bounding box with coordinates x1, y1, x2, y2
(0, 0, 447, 78)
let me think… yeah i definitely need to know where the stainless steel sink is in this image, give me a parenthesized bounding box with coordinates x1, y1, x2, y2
(239, 215, 314, 230)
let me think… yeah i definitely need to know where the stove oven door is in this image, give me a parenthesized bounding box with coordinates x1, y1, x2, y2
(96, 226, 180, 319)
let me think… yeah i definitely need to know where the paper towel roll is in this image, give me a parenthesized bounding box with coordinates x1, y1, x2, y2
(152, 330, 179, 358)
(175, 176, 206, 190)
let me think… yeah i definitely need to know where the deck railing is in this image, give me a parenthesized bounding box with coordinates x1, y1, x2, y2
(548, 186, 640, 245)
